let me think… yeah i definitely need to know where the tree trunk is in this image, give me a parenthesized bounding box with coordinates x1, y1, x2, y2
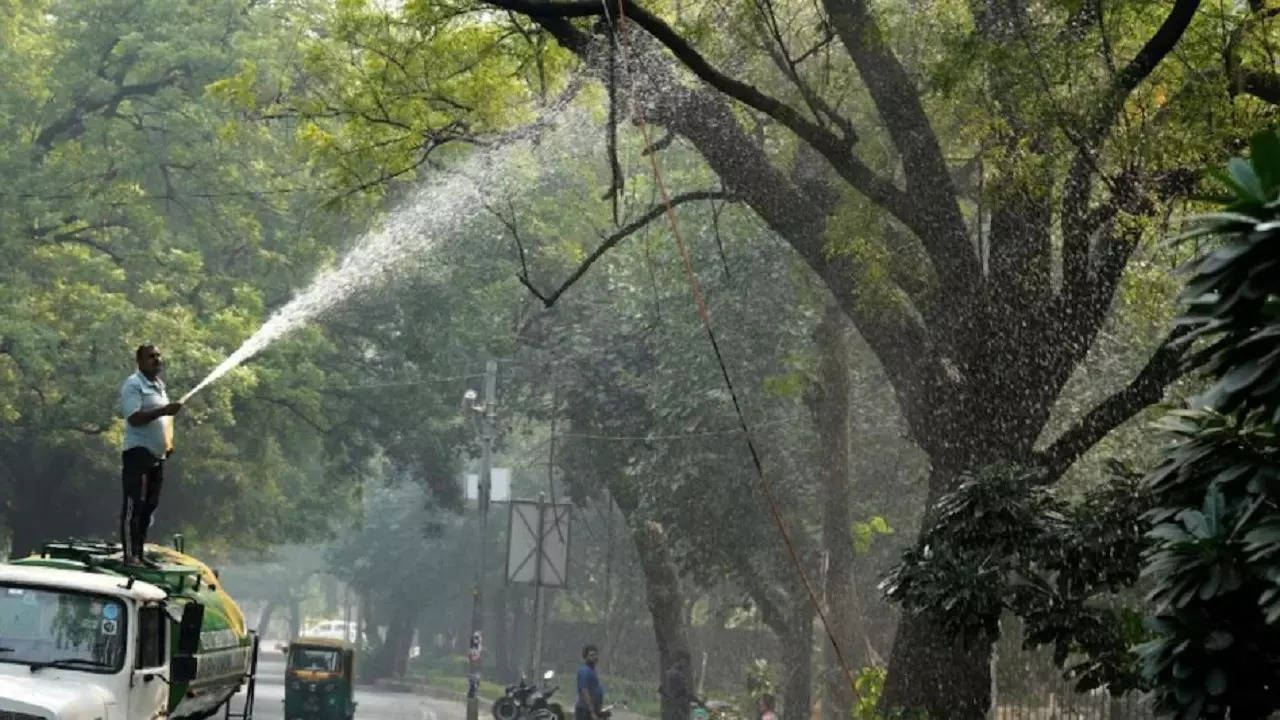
(879, 465, 995, 720)
(324, 575, 339, 617)
(879, 611, 993, 719)
(780, 603, 814, 720)
(384, 605, 416, 678)
(288, 596, 302, 641)
(258, 599, 278, 638)
(810, 304, 868, 720)
(512, 584, 531, 676)
(495, 577, 513, 680)
(631, 519, 691, 720)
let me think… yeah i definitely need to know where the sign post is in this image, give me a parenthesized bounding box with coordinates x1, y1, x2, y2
(506, 496, 571, 674)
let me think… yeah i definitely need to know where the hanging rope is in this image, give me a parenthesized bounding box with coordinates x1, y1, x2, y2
(603, 0, 861, 698)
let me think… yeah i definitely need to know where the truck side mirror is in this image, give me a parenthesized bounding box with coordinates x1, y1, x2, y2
(177, 603, 204, 656)
(172, 655, 198, 683)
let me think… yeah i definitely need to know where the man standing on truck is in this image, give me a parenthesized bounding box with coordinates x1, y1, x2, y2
(119, 343, 182, 567)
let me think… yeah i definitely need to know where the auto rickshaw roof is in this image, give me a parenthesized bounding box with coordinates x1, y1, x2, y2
(291, 636, 356, 650)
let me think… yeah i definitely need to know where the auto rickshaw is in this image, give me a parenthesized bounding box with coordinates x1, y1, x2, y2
(284, 637, 358, 720)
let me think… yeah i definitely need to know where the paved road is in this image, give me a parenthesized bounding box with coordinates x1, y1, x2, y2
(229, 653, 466, 720)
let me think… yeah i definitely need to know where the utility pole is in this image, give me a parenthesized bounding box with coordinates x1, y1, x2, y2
(527, 492, 547, 676)
(467, 360, 498, 720)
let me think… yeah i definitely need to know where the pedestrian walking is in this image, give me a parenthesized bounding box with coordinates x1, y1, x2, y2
(576, 644, 605, 720)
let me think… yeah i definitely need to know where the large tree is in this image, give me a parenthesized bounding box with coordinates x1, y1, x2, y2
(0, 0, 384, 554)
(410, 2, 1274, 715)
(264, 0, 1277, 714)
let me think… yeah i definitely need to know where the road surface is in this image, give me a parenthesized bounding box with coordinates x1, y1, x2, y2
(230, 652, 467, 720)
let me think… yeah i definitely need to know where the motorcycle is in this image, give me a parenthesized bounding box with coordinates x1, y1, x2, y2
(527, 670, 565, 720)
(492, 676, 537, 720)
(492, 670, 564, 720)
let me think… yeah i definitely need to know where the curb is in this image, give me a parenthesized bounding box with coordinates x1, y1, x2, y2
(371, 678, 492, 704)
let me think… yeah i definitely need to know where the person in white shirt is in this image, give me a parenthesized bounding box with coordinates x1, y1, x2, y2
(118, 343, 182, 567)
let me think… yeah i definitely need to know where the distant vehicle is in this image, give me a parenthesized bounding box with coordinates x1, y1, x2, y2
(302, 620, 359, 643)
(283, 637, 357, 720)
(290, 620, 417, 658)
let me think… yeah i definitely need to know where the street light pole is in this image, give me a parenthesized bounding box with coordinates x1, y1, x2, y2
(467, 360, 498, 720)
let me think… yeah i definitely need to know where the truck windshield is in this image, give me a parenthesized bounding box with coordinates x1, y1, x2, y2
(0, 584, 127, 673)
(290, 648, 341, 672)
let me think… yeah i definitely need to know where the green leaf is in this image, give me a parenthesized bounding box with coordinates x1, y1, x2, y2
(1228, 157, 1266, 204)
(1248, 130, 1280, 193)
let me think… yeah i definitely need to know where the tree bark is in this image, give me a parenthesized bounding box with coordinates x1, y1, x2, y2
(879, 611, 993, 720)
(809, 304, 867, 720)
(258, 599, 278, 638)
(288, 596, 302, 641)
(780, 602, 814, 720)
(385, 605, 417, 678)
(495, 577, 514, 680)
(631, 520, 692, 720)
(879, 467, 995, 719)
(512, 584, 531, 676)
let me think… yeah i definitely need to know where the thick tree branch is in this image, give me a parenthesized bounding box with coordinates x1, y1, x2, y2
(30, 219, 129, 266)
(486, 0, 855, 150)
(821, 0, 977, 300)
(518, 191, 733, 307)
(1062, 0, 1201, 293)
(1052, 165, 1198, 404)
(1224, 5, 1280, 106)
(753, 0, 857, 142)
(484, 0, 928, 245)
(516, 9, 950, 437)
(33, 71, 183, 159)
(1034, 327, 1189, 482)
(1234, 69, 1280, 105)
(46, 233, 126, 266)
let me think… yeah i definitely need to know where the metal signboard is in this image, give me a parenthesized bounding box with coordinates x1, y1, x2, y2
(505, 500, 571, 587)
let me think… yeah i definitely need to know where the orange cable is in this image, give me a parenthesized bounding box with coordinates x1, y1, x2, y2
(609, 0, 861, 698)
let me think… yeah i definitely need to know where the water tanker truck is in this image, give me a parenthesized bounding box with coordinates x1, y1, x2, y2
(0, 539, 258, 720)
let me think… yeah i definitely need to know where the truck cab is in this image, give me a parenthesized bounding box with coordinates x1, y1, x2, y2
(0, 541, 255, 720)
(0, 564, 198, 720)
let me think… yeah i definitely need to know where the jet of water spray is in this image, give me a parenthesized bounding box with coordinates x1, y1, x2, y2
(179, 104, 576, 404)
